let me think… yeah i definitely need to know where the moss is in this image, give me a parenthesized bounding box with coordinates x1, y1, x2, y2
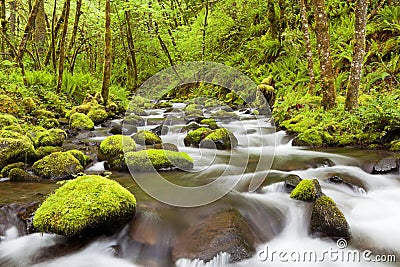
(2, 123, 24, 133)
(0, 130, 33, 146)
(126, 106, 147, 116)
(87, 108, 108, 124)
(0, 94, 19, 115)
(69, 112, 94, 130)
(38, 118, 60, 129)
(35, 146, 63, 160)
(124, 149, 193, 172)
(202, 128, 238, 149)
(124, 114, 145, 126)
(1, 162, 25, 177)
(290, 179, 321, 201)
(99, 135, 136, 161)
(9, 168, 40, 182)
(36, 129, 67, 147)
(185, 103, 202, 112)
(257, 84, 274, 93)
(200, 118, 219, 130)
(184, 127, 212, 147)
(32, 109, 55, 118)
(0, 114, 18, 129)
(66, 149, 90, 166)
(33, 175, 136, 237)
(0, 138, 35, 169)
(261, 76, 273, 85)
(130, 95, 151, 108)
(25, 126, 47, 144)
(22, 97, 37, 113)
(390, 139, 400, 151)
(33, 152, 84, 180)
(133, 130, 162, 145)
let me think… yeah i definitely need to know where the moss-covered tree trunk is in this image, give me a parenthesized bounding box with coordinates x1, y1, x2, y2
(33, 0, 47, 59)
(299, 0, 316, 94)
(56, 0, 71, 93)
(101, 0, 112, 105)
(68, 0, 82, 56)
(313, 0, 336, 109)
(125, 10, 138, 89)
(0, 0, 6, 58)
(267, 0, 277, 39)
(346, 0, 369, 112)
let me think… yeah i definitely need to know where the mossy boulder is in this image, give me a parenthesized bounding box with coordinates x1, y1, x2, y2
(0, 130, 33, 146)
(200, 128, 238, 150)
(0, 95, 19, 115)
(69, 112, 94, 130)
(184, 127, 213, 147)
(36, 129, 67, 147)
(133, 130, 162, 146)
(185, 103, 202, 112)
(126, 106, 147, 116)
(33, 175, 136, 237)
(9, 168, 40, 182)
(98, 135, 136, 161)
(32, 109, 55, 118)
(32, 152, 84, 180)
(66, 149, 90, 166)
(35, 146, 64, 160)
(200, 118, 219, 130)
(38, 118, 60, 129)
(123, 114, 145, 126)
(290, 179, 323, 201)
(1, 162, 25, 177)
(0, 138, 35, 170)
(87, 108, 108, 124)
(0, 114, 18, 129)
(109, 149, 193, 172)
(310, 196, 350, 239)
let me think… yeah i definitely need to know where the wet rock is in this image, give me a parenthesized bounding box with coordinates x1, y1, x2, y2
(109, 121, 137, 135)
(328, 175, 343, 183)
(98, 135, 136, 161)
(283, 175, 302, 193)
(310, 196, 350, 240)
(184, 127, 212, 147)
(172, 209, 255, 263)
(200, 128, 238, 150)
(0, 201, 40, 236)
(152, 143, 179, 152)
(124, 114, 145, 126)
(182, 122, 202, 132)
(372, 157, 399, 174)
(290, 179, 323, 201)
(150, 125, 169, 136)
(210, 110, 239, 122)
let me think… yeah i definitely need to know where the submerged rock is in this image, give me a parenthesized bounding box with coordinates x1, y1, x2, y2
(32, 152, 83, 180)
(172, 209, 255, 263)
(33, 175, 136, 237)
(310, 196, 350, 240)
(372, 157, 399, 174)
(290, 179, 323, 201)
(150, 124, 169, 136)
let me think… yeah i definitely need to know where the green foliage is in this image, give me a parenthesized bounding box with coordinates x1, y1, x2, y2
(33, 175, 136, 237)
(99, 135, 136, 161)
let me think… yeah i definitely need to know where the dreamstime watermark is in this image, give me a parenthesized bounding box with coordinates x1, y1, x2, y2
(257, 239, 397, 263)
(122, 61, 275, 207)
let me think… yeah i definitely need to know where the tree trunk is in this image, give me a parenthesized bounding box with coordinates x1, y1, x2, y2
(299, 0, 316, 94)
(125, 10, 138, 89)
(9, 1, 16, 36)
(267, 0, 277, 39)
(101, 0, 112, 105)
(68, 0, 82, 55)
(56, 0, 71, 93)
(346, 0, 369, 112)
(0, 0, 7, 57)
(154, 21, 174, 67)
(16, 0, 42, 85)
(202, 0, 208, 60)
(313, 0, 336, 109)
(33, 0, 47, 59)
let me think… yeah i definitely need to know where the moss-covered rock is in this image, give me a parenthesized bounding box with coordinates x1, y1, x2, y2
(36, 129, 67, 147)
(310, 196, 350, 239)
(66, 149, 90, 166)
(133, 130, 162, 146)
(9, 168, 40, 182)
(32, 152, 84, 180)
(22, 97, 37, 113)
(126, 106, 147, 116)
(38, 118, 60, 129)
(2, 123, 24, 133)
(110, 149, 193, 172)
(184, 127, 212, 147)
(33, 175, 136, 237)
(290, 179, 323, 201)
(0, 130, 33, 146)
(200, 118, 219, 130)
(35, 146, 64, 160)
(0, 95, 19, 115)
(123, 114, 145, 126)
(98, 135, 137, 161)
(32, 109, 55, 118)
(69, 112, 94, 130)
(87, 108, 108, 124)
(0, 114, 18, 129)
(1, 162, 25, 177)
(0, 138, 35, 170)
(210, 110, 239, 121)
(200, 128, 238, 150)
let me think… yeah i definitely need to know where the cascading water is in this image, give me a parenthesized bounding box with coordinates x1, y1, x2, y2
(0, 105, 399, 267)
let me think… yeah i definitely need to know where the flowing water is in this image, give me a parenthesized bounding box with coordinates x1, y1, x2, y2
(0, 105, 399, 267)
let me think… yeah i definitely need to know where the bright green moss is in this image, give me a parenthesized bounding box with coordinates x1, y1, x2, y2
(32, 152, 83, 180)
(202, 128, 238, 149)
(0, 138, 35, 169)
(290, 179, 320, 201)
(25, 126, 47, 144)
(133, 130, 162, 145)
(200, 118, 219, 130)
(69, 112, 94, 130)
(87, 108, 108, 124)
(185, 103, 202, 112)
(66, 149, 90, 166)
(0, 114, 18, 129)
(38, 118, 60, 129)
(22, 97, 37, 113)
(33, 175, 136, 237)
(184, 127, 212, 147)
(32, 109, 55, 118)
(9, 168, 39, 182)
(36, 129, 67, 147)
(0, 130, 33, 146)
(0, 95, 19, 115)
(99, 135, 136, 161)
(35, 146, 63, 160)
(1, 162, 25, 177)
(124, 149, 193, 172)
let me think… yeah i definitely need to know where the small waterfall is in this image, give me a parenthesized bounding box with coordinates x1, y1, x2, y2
(175, 252, 231, 267)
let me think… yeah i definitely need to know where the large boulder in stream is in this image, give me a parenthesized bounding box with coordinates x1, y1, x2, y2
(372, 157, 399, 174)
(310, 196, 350, 240)
(33, 175, 136, 237)
(184, 127, 238, 150)
(98, 135, 137, 161)
(290, 179, 323, 201)
(172, 209, 255, 263)
(32, 152, 83, 180)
